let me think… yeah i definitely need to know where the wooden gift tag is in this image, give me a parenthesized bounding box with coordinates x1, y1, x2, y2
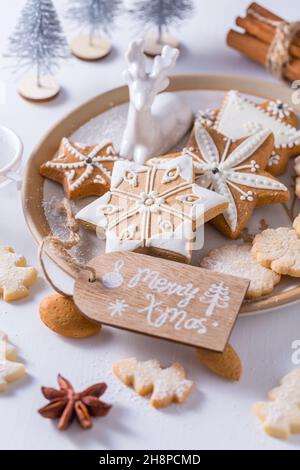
(74, 252, 249, 352)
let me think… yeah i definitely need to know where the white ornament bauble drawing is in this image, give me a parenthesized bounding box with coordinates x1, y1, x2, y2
(101, 260, 125, 289)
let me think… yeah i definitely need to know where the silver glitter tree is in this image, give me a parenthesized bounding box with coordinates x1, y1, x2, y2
(130, 0, 194, 42)
(7, 0, 68, 87)
(66, 0, 123, 46)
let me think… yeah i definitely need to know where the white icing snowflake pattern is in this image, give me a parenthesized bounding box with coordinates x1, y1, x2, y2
(196, 109, 216, 127)
(268, 151, 281, 167)
(184, 123, 288, 231)
(76, 157, 228, 259)
(243, 121, 264, 135)
(108, 299, 128, 317)
(267, 100, 292, 120)
(45, 139, 120, 191)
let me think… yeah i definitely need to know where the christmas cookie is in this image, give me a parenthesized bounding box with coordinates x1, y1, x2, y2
(0, 338, 25, 392)
(196, 344, 242, 381)
(295, 156, 300, 198)
(76, 155, 228, 263)
(252, 225, 300, 277)
(39, 294, 101, 338)
(253, 369, 300, 440)
(182, 124, 288, 239)
(214, 90, 300, 175)
(200, 244, 281, 299)
(0, 331, 17, 361)
(40, 138, 123, 200)
(112, 358, 194, 408)
(0, 244, 37, 301)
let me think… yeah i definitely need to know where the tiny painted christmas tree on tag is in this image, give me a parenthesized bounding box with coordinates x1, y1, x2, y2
(130, 0, 194, 56)
(6, 0, 68, 102)
(66, 0, 122, 61)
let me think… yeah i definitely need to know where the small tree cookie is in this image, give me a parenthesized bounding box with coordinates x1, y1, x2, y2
(200, 244, 281, 299)
(253, 369, 300, 440)
(0, 338, 25, 392)
(0, 244, 37, 301)
(252, 226, 300, 277)
(112, 358, 194, 408)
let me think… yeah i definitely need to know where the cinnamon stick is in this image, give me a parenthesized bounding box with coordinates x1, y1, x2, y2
(227, 29, 300, 82)
(236, 14, 300, 60)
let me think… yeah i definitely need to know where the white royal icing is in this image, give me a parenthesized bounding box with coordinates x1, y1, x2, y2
(267, 100, 293, 120)
(215, 91, 300, 150)
(76, 156, 228, 258)
(46, 138, 120, 191)
(184, 123, 288, 231)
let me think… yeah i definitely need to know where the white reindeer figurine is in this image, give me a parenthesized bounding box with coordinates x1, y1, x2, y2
(120, 39, 193, 164)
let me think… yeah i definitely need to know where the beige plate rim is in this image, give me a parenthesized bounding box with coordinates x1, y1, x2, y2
(22, 73, 300, 316)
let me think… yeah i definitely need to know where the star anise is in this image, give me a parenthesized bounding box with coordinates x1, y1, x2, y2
(38, 374, 112, 430)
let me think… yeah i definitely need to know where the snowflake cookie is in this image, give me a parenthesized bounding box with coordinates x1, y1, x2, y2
(200, 244, 281, 299)
(40, 138, 123, 200)
(253, 369, 300, 440)
(252, 223, 300, 277)
(112, 358, 194, 408)
(0, 336, 25, 392)
(0, 244, 37, 301)
(76, 155, 228, 263)
(183, 123, 289, 239)
(214, 90, 300, 175)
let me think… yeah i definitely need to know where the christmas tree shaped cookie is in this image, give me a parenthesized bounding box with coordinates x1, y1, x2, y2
(214, 90, 300, 175)
(184, 123, 288, 239)
(253, 369, 300, 440)
(76, 155, 228, 263)
(40, 138, 123, 200)
(0, 244, 37, 301)
(0, 335, 25, 392)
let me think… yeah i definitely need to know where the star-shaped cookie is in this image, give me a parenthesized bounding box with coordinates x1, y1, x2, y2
(40, 138, 123, 200)
(76, 155, 228, 263)
(150, 125, 289, 239)
(214, 91, 300, 176)
(184, 123, 289, 239)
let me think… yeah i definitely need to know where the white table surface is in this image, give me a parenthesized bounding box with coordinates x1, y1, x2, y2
(1, 0, 300, 451)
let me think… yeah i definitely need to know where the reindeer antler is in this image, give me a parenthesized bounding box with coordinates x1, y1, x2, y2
(124, 39, 147, 83)
(151, 46, 179, 94)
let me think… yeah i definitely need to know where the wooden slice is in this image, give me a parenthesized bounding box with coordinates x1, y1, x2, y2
(71, 35, 112, 61)
(143, 31, 179, 56)
(18, 75, 60, 102)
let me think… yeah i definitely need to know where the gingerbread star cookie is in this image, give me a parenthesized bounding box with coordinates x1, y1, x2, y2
(0, 244, 37, 301)
(252, 221, 300, 277)
(214, 91, 300, 175)
(76, 155, 228, 263)
(182, 124, 288, 239)
(40, 138, 123, 200)
(200, 244, 281, 299)
(253, 369, 300, 440)
(112, 358, 194, 408)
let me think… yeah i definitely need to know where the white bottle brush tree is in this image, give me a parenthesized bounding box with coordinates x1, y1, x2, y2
(130, 0, 194, 56)
(6, 0, 68, 102)
(66, 0, 123, 61)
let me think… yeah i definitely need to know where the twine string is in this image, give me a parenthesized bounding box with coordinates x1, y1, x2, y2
(39, 199, 97, 298)
(248, 8, 300, 79)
